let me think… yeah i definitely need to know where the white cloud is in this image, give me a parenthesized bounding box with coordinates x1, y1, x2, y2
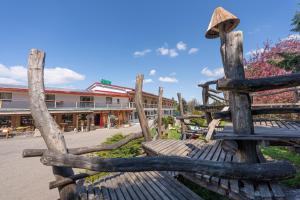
(246, 48, 265, 56)
(0, 64, 85, 85)
(201, 67, 224, 77)
(169, 49, 178, 57)
(170, 72, 176, 76)
(44, 67, 85, 84)
(157, 47, 178, 58)
(133, 49, 151, 57)
(144, 78, 153, 83)
(0, 77, 22, 85)
(157, 47, 169, 56)
(188, 48, 199, 54)
(176, 41, 187, 51)
(149, 69, 156, 76)
(282, 34, 300, 41)
(159, 76, 178, 83)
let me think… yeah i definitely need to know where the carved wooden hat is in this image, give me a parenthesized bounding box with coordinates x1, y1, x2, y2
(205, 7, 240, 39)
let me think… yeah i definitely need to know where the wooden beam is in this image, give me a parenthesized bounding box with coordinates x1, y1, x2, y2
(202, 85, 213, 124)
(217, 73, 300, 93)
(176, 115, 205, 120)
(208, 92, 225, 101)
(23, 132, 143, 157)
(198, 80, 218, 87)
(135, 74, 152, 141)
(213, 107, 300, 120)
(219, 30, 257, 163)
(40, 151, 296, 181)
(27, 49, 77, 199)
(208, 88, 222, 94)
(177, 93, 186, 139)
(205, 106, 229, 141)
(157, 87, 163, 139)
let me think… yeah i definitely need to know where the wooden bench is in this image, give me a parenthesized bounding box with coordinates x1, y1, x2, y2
(143, 139, 286, 200)
(79, 171, 203, 200)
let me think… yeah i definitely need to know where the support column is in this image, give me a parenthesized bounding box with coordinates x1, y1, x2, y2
(220, 30, 258, 163)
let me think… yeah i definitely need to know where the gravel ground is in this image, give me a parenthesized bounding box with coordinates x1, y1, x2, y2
(0, 124, 141, 200)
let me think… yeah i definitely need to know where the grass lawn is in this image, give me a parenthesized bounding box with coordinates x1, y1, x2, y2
(261, 146, 300, 188)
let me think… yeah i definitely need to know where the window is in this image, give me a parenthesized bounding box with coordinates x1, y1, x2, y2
(62, 114, 73, 125)
(45, 94, 55, 101)
(80, 96, 94, 102)
(117, 99, 120, 104)
(20, 116, 34, 126)
(80, 96, 94, 107)
(45, 94, 55, 107)
(0, 116, 11, 127)
(106, 97, 112, 104)
(0, 92, 12, 101)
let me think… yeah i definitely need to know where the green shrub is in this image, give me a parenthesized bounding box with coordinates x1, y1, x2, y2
(190, 118, 207, 127)
(162, 116, 175, 128)
(85, 133, 143, 183)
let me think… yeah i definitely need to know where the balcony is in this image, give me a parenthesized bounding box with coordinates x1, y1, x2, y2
(0, 100, 132, 111)
(128, 102, 175, 110)
(0, 100, 175, 113)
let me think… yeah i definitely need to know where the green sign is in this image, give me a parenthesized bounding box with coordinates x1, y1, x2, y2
(100, 79, 112, 85)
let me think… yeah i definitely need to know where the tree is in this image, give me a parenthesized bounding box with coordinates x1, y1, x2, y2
(291, 7, 300, 33)
(245, 38, 300, 104)
(187, 98, 199, 113)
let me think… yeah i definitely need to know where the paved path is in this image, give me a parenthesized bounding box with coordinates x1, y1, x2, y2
(0, 124, 141, 200)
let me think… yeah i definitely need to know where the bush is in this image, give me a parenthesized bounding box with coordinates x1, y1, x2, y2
(85, 133, 144, 183)
(162, 116, 175, 128)
(190, 118, 207, 127)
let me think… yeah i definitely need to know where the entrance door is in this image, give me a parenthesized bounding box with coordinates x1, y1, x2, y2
(94, 114, 100, 126)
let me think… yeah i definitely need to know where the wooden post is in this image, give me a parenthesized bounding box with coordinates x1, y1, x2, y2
(201, 85, 213, 124)
(27, 49, 77, 199)
(177, 93, 186, 139)
(219, 29, 258, 163)
(135, 74, 152, 141)
(157, 87, 163, 138)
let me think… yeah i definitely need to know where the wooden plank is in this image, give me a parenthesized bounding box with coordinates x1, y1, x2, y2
(115, 174, 131, 200)
(106, 177, 121, 200)
(146, 172, 187, 200)
(87, 185, 95, 200)
(144, 172, 182, 200)
(135, 172, 168, 200)
(123, 172, 149, 200)
(269, 183, 285, 199)
(257, 183, 272, 200)
(118, 173, 140, 200)
(100, 185, 110, 200)
(229, 156, 240, 194)
(220, 153, 232, 190)
(126, 172, 155, 200)
(240, 181, 255, 200)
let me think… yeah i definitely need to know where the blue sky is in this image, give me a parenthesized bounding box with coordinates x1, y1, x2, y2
(0, 0, 298, 101)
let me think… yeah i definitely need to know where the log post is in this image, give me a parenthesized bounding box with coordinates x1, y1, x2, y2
(157, 87, 163, 138)
(135, 74, 152, 141)
(27, 49, 77, 199)
(177, 93, 186, 139)
(201, 85, 213, 124)
(219, 29, 258, 163)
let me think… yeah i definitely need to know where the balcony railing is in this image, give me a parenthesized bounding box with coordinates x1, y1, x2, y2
(0, 100, 131, 110)
(0, 100, 175, 111)
(128, 102, 175, 110)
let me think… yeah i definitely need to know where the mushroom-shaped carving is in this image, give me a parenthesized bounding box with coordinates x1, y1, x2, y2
(205, 7, 240, 39)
